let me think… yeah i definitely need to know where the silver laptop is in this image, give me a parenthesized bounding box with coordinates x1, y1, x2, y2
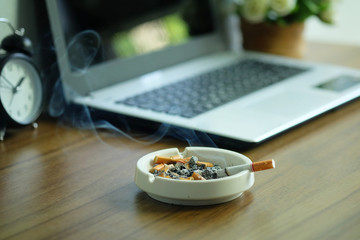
(46, 0, 360, 146)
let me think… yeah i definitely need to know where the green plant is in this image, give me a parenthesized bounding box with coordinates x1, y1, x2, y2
(234, 0, 336, 25)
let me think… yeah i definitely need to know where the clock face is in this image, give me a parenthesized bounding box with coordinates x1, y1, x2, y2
(0, 57, 43, 125)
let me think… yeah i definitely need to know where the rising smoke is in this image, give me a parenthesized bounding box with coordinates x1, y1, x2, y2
(47, 30, 218, 147)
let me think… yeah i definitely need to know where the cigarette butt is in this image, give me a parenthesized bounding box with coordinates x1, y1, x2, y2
(192, 172, 206, 180)
(157, 172, 167, 177)
(251, 159, 275, 172)
(149, 163, 165, 173)
(171, 155, 191, 162)
(154, 156, 173, 164)
(156, 172, 172, 179)
(170, 154, 183, 160)
(197, 161, 214, 168)
(154, 155, 191, 164)
(164, 164, 174, 172)
(179, 177, 194, 181)
(160, 175, 172, 179)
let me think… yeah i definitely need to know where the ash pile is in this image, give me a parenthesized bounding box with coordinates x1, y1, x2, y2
(150, 156, 222, 180)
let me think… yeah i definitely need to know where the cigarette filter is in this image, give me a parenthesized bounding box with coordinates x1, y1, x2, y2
(217, 159, 275, 177)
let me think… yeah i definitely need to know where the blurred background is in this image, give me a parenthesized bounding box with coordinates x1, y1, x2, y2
(304, 0, 360, 46)
(1, 0, 359, 47)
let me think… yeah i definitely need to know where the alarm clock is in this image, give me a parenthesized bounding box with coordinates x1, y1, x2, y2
(0, 18, 44, 141)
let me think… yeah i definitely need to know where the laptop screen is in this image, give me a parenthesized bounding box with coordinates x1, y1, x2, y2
(58, 0, 215, 69)
(47, 0, 228, 95)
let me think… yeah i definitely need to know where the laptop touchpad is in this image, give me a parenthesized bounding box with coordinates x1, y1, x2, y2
(249, 90, 332, 119)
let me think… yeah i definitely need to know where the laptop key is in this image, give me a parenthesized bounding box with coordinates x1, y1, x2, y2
(116, 59, 307, 118)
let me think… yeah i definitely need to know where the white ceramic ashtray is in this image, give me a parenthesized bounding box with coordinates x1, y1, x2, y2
(135, 146, 275, 206)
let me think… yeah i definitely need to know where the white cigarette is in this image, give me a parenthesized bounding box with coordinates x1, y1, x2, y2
(217, 159, 275, 177)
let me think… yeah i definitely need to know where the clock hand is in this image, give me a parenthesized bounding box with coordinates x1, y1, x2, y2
(14, 76, 25, 92)
(0, 83, 13, 90)
(8, 94, 15, 107)
(0, 74, 15, 88)
(0, 76, 23, 107)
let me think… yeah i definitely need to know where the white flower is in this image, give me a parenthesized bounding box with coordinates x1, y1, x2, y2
(318, 0, 338, 24)
(318, 5, 334, 23)
(270, 0, 297, 16)
(241, 0, 270, 23)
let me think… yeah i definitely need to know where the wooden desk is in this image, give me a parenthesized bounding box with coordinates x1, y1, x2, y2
(1, 42, 360, 239)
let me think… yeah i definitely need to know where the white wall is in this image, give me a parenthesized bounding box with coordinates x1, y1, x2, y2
(305, 0, 360, 46)
(0, 0, 19, 43)
(1, 0, 42, 59)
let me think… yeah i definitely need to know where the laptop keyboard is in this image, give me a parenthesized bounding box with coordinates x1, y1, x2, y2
(115, 59, 307, 118)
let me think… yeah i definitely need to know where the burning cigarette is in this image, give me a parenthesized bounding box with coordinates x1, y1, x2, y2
(217, 159, 275, 177)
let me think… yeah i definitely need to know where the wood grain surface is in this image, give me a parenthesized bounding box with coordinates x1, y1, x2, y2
(1, 42, 360, 240)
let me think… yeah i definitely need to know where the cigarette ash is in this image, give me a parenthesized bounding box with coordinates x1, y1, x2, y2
(150, 156, 223, 180)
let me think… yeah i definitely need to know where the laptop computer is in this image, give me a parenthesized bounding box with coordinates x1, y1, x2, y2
(45, 0, 360, 147)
